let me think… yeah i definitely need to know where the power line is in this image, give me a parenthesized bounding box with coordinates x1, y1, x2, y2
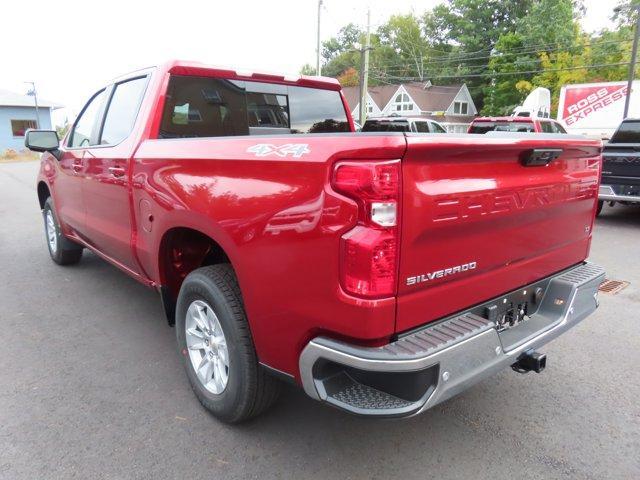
(370, 61, 631, 82)
(370, 38, 633, 70)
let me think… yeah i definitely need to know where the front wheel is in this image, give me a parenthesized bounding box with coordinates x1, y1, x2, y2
(596, 200, 604, 217)
(176, 264, 281, 423)
(43, 197, 83, 265)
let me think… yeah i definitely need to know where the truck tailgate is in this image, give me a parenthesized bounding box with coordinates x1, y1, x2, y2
(397, 134, 602, 333)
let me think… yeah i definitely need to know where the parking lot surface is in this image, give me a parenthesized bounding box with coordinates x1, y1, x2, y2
(1, 161, 639, 479)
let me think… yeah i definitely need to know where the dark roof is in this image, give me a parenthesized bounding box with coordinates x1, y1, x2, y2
(341, 87, 360, 111)
(403, 83, 464, 112)
(342, 84, 408, 110)
(342, 82, 465, 113)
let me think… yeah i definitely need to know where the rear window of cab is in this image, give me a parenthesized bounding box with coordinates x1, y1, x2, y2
(159, 75, 350, 138)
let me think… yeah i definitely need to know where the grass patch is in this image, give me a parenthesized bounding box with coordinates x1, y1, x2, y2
(0, 149, 39, 163)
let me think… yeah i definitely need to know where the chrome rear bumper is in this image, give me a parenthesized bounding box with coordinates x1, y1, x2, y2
(299, 262, 605, 417)
(599, 184, 640, 203)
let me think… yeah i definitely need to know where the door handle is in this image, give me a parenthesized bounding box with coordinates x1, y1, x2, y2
(108, 166, 126, 177)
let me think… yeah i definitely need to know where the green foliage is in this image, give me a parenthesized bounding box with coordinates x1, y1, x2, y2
(299, 64, 316, 75)
(56, 120, 71, 140)
(314, 0, 634, 115)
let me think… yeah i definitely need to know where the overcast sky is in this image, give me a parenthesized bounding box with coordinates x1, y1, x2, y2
(0, 0, 620, 126)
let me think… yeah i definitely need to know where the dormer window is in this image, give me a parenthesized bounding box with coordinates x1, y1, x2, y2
(394, 93, 413, 112)
(453, 101, 468, 115)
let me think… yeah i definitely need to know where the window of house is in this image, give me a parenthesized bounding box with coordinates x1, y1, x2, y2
(69, 89, 107, 147)
(453, 101, 468, 115)
(367, 102, 373, 114)
(159, 75, 349, 138)
(393, 93, 413, 112)
(10, 120, 37, 137)
(100, 76, 148, 145)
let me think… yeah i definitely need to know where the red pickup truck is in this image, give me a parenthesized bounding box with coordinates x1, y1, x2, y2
(27, 61, 605, 422)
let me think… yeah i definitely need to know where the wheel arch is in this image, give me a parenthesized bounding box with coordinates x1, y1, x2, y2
(37, 181, 51, 209)
(157, 226, 237, 325)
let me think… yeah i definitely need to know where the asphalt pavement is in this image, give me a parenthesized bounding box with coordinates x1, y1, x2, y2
(0, 160, 638, 480)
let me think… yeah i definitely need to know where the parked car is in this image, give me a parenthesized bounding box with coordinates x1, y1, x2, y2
(598, 118, 640, 215)
(468, 116, 567, 134)
(27, 60, 604, 423)
(362, 116, 448, 133)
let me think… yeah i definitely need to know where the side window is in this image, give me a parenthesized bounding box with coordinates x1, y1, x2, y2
(100, 77, 148, 145)
(552, 121, 567, 134)
(160, 76, 249, 138)
(540, 121, 554, 133)
(429, 121, 447, 133)
(69, 90, 107, 147)
(414, 121, 429, 133)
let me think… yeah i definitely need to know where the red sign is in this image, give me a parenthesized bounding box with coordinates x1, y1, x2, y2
(562, 84, 627, 126)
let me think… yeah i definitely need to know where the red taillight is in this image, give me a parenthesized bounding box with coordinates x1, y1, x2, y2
(332, 160, 400, 298)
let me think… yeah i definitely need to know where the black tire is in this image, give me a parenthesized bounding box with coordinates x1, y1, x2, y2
(43, 197, 83, 265)
(596, 200, 604, 217)
(176, 264, 281, 423)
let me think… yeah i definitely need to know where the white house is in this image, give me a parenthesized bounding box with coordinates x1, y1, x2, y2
(342, 82, 478, 133)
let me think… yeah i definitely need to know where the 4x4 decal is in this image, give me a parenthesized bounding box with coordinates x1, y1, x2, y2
(247, 144, 311, 158)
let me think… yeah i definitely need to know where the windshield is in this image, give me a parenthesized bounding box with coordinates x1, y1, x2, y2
(469, 122, 535, 134)
(609, 120, 640, 143)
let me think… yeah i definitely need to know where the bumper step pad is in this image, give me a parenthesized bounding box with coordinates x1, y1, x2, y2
(300, 262, 605, 417)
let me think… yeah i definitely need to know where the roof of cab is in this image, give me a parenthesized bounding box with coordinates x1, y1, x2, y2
(157, 60, 342, 91)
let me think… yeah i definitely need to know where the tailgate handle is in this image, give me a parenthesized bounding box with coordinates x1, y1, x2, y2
(521, 148, 563, 166)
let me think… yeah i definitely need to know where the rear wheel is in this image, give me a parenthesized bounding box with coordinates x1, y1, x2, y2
(43, 197, 83, 265)
(176, 264, 281, 423)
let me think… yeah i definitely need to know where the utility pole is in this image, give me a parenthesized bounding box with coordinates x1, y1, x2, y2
(316, 0, 323, 76)
(621, 4, 640, 119)
(24, 81, 41, 129)
(358, 8, 371, 125)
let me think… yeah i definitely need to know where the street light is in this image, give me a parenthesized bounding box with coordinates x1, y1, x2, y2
(615, 4, 640, 119)
(24, 81, 41, 129)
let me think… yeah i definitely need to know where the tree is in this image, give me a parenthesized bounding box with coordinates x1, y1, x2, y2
(518, 0, 576, 51)
(482, 32, 537, 115)
(299, 64, 316, 75)
(337, 67, 359, 86)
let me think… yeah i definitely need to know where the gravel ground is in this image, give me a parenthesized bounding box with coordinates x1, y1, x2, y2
(1, 161, 638, 480)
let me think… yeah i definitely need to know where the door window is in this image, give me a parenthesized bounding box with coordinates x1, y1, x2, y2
(539, 121, 555, 133)
(429, 121, 447, 133)
(69, 90, 107, 147)
(414, 121, 429, 133)
(100, 77, 148, 145)
(551, 121, 567, 134)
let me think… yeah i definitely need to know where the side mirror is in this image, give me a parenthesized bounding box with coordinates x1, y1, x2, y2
(25, 129, 59, 153)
